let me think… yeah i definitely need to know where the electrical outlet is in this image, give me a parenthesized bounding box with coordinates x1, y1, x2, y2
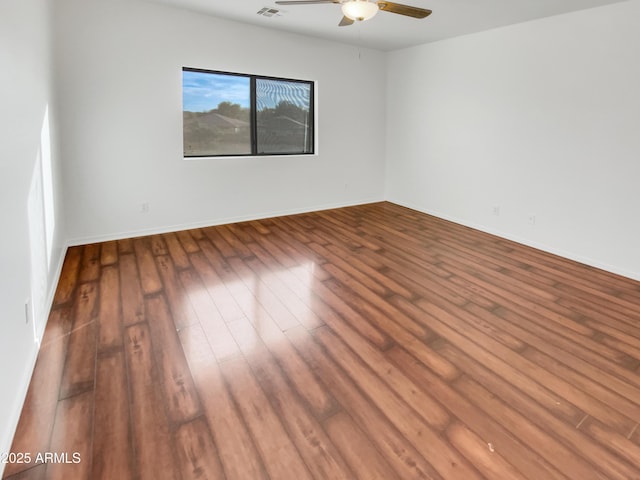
(24, 299, 31, 325)
(528, 214, 536, 225)
(140, 202, 149, 214)
(492, 206, 500, 216)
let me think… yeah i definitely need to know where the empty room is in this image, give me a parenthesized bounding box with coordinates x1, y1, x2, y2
(2, 0, 640, 478)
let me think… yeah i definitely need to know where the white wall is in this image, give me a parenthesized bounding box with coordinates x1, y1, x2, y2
(386, 0, 640, 280)
(54, 0, 387, 244)
(0, 0, 66, 471)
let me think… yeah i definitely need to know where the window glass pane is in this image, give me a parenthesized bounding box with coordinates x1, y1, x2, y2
(182, 70, 251, 156)
(256, 79, 313, 155)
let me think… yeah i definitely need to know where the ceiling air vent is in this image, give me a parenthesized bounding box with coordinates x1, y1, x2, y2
(257, 7, 282, 17)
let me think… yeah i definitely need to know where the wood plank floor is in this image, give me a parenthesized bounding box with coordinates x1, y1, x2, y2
(5, 201, 640, 479)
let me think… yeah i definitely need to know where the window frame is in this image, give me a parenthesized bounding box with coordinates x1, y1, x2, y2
(182, 67, 315, 158)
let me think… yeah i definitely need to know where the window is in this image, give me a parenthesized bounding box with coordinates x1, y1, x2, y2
(182, 68, 314, 157)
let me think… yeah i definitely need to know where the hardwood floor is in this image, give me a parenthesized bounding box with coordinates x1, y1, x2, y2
(5, 201, 640, 479)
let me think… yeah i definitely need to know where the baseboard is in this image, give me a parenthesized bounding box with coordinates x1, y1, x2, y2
(66, 197, 384, 246)
(0, 243, 69, 478)
(389, 199, 640, 283)
(36, 243, 69, 343)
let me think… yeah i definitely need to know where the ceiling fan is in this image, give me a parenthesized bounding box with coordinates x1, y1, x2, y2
(274, 0, 432, 26)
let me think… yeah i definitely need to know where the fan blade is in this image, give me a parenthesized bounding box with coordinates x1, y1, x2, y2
(275, 0, 337, 4)
(377, 1, 432, 18)
(339, 15, 355, 26)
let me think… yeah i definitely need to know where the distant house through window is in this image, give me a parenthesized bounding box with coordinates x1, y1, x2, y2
(182, 68, 314, 157)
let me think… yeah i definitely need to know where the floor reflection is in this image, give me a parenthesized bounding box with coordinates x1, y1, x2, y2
(179, 256, 319, 360)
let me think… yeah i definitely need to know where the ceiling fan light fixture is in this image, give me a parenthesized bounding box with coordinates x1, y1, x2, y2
(341, 0, 379, 22)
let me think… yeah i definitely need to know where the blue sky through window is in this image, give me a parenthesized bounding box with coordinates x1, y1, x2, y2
(182, 70, 250, 112)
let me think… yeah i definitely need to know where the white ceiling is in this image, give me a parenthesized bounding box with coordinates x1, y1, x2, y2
(146, 0, 627, 51)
